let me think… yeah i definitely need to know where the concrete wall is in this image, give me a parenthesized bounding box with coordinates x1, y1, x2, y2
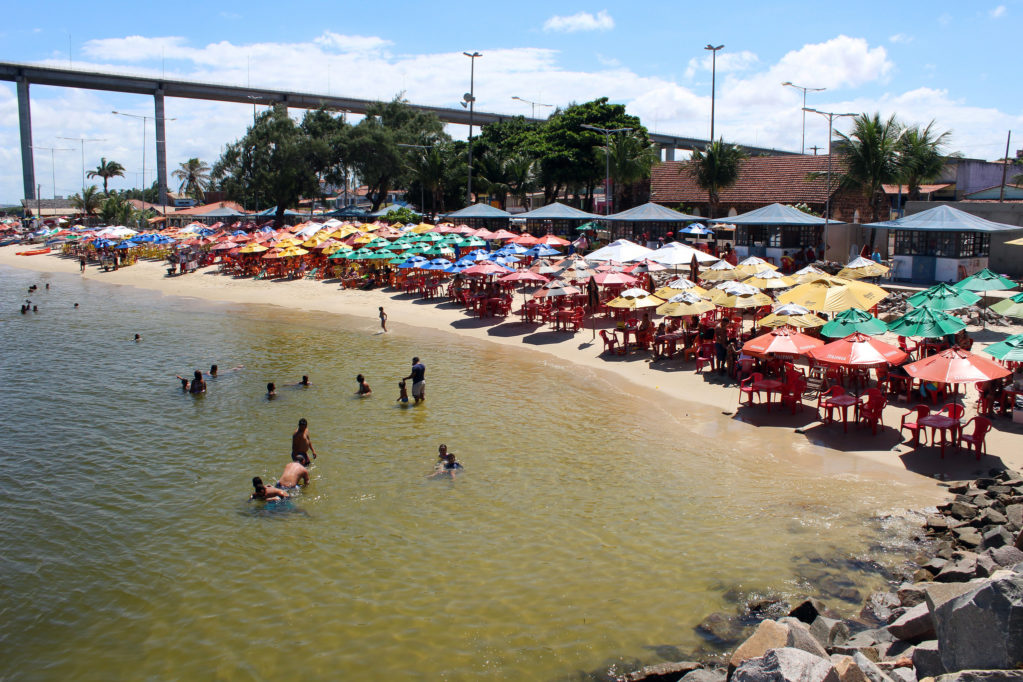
(905, 200, 1023, 277)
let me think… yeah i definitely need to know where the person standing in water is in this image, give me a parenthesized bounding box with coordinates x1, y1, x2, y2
(403, 357, 426, 405)
(379, 306, 388, 333)
(292, 418, 317, 462)
(356, 374, 372, 395)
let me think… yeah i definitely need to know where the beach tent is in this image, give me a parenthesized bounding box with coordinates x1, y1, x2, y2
(707, 203, 842, 225)
(515, 202, 601, 220)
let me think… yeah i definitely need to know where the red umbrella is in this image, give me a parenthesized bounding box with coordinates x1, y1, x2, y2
(461, 262, 513, 277)
(498, 270, 549, 284)
(511, 233, 539, 246)
(473, 228, 497, 240)
(742, 327, 825, 359)
(625, 258, 668, 274)
(592, 271, 639, 286)
(537, 234, 570, 246)
(903, 347, 1011, 385)
(809, 332, 908, 367)
(491, 229, 519, 240)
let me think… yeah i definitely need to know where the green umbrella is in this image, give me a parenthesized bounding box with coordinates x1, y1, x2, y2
(457, 236, 487, 248)
(364, 237, 393, 249)
(347, 247, 377, 259)
(990, 292, 1023, 319)
(363, 249, 399, 260)
(907, 282, 980, 311)
(954, 268, 1017, 292)
(327, 249, 352, 259)
(415, 232, 444, 243)
(981, 334, 1023, 362)
(422, 245, 455, 256)
(575, 221, 601, 232)
(887, 306, 966, 339)
(820, 308, 889, 338)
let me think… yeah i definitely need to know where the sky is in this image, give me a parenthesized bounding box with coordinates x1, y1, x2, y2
(1, 0, 1021, 204)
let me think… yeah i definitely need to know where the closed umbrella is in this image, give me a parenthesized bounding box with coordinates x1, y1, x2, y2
(887, 307, 966, 339)
(820, 308, 888, 338)
(907, 283, 980, 311)
(990, 292, 1023, 319)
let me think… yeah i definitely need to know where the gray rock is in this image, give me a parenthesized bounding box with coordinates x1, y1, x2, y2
(679, 669, 727, 682)
(949, 502, 978, 520)
(980, 509, 1008, 526)
(911, 569, 934, 583)
(897, 584, 927, 608)
(934, 571, 1023, 671)
(698, 612, 746, 646)
(729, 620, 830, 676)
(936, 554, 979, 582)
(623, 660, 701, 682)
(887, 603, 935, 643)
(982, 547, 1023, 568)
(952, 527, 983, 550)
(924, 581, 978, 613)
(844, 629, 895, 649)
(926, 515, 950, 531)
(975, 554, 999, 578)
(880, 640, 915, 661)
(1005, 504, 1023, 532)
(732, 648, 839, 682)
(888, 668, 916, 682)
(810, 617, 850, 648)
(934, 672, 1023, 682)
(789, 599, 829, 625)
(912, 641, 945, 679)
(852, 652, 894, 682)
(830, 655, 869, 682)
(982, 526, 1014, 549)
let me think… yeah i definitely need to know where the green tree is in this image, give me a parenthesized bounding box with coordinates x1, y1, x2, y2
(172, 157, 212, 202)
(404, 144, 451, 213)
(897, 122, 955, 201)
(99, 193, 135, 226)
(212, 105, 329, 224)
(601, 131, 659, 211)
(71, 185, 102, 218)
(832, 113, 902, 225)
(684, 140, 747, 218)
(86, 158, 125, 194)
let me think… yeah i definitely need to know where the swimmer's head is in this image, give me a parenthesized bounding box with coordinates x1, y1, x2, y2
(301, 375, 309, 385)
(180, 378, 189, 389)
(252, 476, 264, 492)
(298, 418, 308, 430)
(356, 374, 365, 383)
(412, 356, 419, 364)
(210, 364, 218, 375)
(267, 382, 276, 393)
(194, 370, 203, 381)
(398, 380, 406, 388)
(438, 444, 448, 457)
(294, 453, 310, 466)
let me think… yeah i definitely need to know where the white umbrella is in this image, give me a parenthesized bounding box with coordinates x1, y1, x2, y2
(648, 241, 719, 266)
(584, 238, 654, 263)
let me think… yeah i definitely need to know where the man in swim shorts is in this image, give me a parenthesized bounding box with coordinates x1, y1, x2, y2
(251, 476, 288, 501)
(277, 457, 309, 488)
(292, 418, 317, 461)
(403, 356, 426, 405)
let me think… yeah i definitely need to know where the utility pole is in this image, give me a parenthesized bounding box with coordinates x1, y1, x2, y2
(58, 136, 106, 192)
(462, 51, 482, 206)
(808, 145, 822, 156)
(804, 108, 856, 260)
(782, 82, 826, 154)
(581, 124, 633, 215)
(704, 44, 724, 143)
(29, 145, 72, 198)
(999, 131, 1012, 202)
(511, 96, 553, 119)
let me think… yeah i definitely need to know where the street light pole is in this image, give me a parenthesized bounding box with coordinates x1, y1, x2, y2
(581, 124, 633, 215)
(462, 51, 482, 206)
(112, 111, 176, 199)
(783, 82, 826, 154)
(511, 96, 553, 119)
(704, 44, 724, 143)
(803, 107, 856, 260)
(58, 136, 106, 191)
(397, 143, 435, 214)
(30, 146, 72, 198)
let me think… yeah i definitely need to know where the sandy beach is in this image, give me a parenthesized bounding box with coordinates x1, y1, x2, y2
(4, 245, 1021, 484)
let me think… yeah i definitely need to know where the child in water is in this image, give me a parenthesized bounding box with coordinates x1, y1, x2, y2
(356, 374, 372, 395)
(396, 380, 409, 404)
(267, 382, 277, 398)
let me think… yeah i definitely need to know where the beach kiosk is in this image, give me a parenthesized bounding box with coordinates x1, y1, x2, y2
(515, 202, 602, 238)
(708, 203, 839, 265)
(605, 202, 700, 244)
(862, 205, 1021, 283)
(442, 203, 512, 230)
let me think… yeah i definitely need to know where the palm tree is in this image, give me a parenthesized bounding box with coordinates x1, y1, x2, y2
(474, 151, 512, 209)
(898, 122, 955, 201)
(86, 158, 125, 194)
(684, 139, 747, 218)
(832, 113, 902, 225)
(71, 185, 102, 219)
(505, 154, 537, 209)
(172, 158, 212, 202)
(405, 147, 448, 213)
(602, 132, 659, 211)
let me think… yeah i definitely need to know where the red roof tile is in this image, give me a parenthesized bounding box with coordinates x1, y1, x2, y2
(650, 155, 843, 205)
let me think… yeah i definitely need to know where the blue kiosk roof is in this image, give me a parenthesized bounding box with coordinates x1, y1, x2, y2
(863, 204, 1021, 233)
(708, 202, 842, 226)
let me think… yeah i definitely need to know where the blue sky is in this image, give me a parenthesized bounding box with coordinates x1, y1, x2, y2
(1, 0, 1021, 203)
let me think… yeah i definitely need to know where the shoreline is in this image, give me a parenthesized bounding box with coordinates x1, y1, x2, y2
(3, 245, 1020, 487)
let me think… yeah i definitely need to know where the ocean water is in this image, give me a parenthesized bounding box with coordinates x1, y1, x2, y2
(0, 267, 932, 681)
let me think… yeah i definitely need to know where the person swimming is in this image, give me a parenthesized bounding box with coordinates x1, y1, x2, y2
(356, 374, 372, 395)
(428, 444, 463, 479)
(134, 334, 141, 342)
(299, 375, 311, 386)
(250, 476, 288, 501)
(267, 382, 277, 398)
(208, 364, 218, 377)
(189, 370, 206, 394)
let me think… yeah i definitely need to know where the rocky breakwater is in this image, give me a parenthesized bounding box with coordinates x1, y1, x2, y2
(619, 471, 1023, 682)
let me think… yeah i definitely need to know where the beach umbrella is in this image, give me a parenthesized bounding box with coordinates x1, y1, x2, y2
(490, 229, 519, 240)
(954, 268, 1016, 293)
(701, 260, 739, 281)
(656, 291, 715, 317)
(679, 223, 713, 236)
(533, 279, 582, 299)
(981, 334, 1023, 362)
(758, 303, 826, 330)
(990, 292, 1023, 319)
(537, 234, 571, 246)
(585, 238, 655, 263)
(654, 277, 709, 299)
(491, 255, 521, 267)
(904, 347, 1011, 385)
(473, 228, 497, 240)
(778, 277, 888, 312)
(496, 243, 529, 256)
(711, 290, 773, 309)
(592, 271, 639, 286)
(606, 291, 663, 310)
(397, 255, 430, 268)
(809, 333, 908, 368)
(363, 249, 399, 260)
(907, 283, 980, 311)
(742, 327, 825, 359)
(457, 249, 492, 263)
(648, 241, 718, 266)
(498, 270, 549, 285)
(238, 243, 269, 253)
(742, 270, 796, 290)
(1006, 236, 1023, 246)
(791, 265, 828, 284)
(735, 256, 778, 277)
(511, 233, 540, 246)
(595, 260, 624, 272)
(461, 262, 513, 277)
(523, 243, 562, 258)
(837, 256, 890, 279)
(887, 307, 966, 339)
(552, 260, 598, 281)
(415, 232, 445, 243)
(421, 258, 453, 270)
(624, 259, 667, 274)
(820, 308, 889, 338)
(422, 245, 456, 257)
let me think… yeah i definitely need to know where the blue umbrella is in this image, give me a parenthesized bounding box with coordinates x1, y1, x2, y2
(116, 240, 139, 249)
(443, 263, 467, 274)
(422, 258, 453, 270)
(679, 224, 713, 236)
(496, 243, 529, 256)
(398, 256, 429, 269)
(523, 244, 561, 258)
(460, 249, 492, 262)
(232, 230, 247, 236)
(491, 255, 521, 267)
(92, 239, 114, 248)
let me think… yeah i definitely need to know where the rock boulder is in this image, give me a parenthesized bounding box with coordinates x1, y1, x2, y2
(731, 648, 838, 682)
(933, 570, 1023, 672)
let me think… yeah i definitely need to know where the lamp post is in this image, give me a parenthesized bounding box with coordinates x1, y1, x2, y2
(58, 136, 106, 192)
(397, 143, 435, 214)
(462, 51, 482, 206)
(112, 111, 176, 200)
(30, 146, 72, 198)
(803, 107, 856, 260)
(782, 82, 826, 154)
(511, 96, 553, 119)
(581, 124, 633, 215)
(704, 44, 724, 143)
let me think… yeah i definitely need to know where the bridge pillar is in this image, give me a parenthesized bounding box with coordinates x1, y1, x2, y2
(155, 89, 168, 207)
(661, 144, 676, 162)
(17, 76, 36, 201)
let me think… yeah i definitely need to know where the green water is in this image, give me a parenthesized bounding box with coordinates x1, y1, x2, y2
(0, 268, 932, 680)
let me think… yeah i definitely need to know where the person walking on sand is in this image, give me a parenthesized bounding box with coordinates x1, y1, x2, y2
(292, 418, 317, 462)
(379, 306, 388, 333)
(403, 357, 426, 405)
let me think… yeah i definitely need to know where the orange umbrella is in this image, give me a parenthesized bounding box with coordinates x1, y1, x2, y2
(537, 234, 570, 246)
(742, 327, 825, 359)
(491, 229, 519, 240)
(511, 233, 539, 246)
(809, 333, 908, 368)
(903, 347, 1011, 385)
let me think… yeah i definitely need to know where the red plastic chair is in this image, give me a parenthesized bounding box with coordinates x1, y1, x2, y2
(958, 416, 992, 460)
(816, 385, 845, 420)
(695, 342, 715, 373)
(739, 372, 764, 406)
(858, 396, 887, 435)
(899, 405, 930, 446)
(937, 403, 965, 441)
(599, 330, 624, 356)
(780, 381, 804, 414)
(898, 336, 918, 359)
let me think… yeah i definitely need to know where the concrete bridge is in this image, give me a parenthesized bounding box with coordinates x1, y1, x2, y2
(0, 61, 796, 204)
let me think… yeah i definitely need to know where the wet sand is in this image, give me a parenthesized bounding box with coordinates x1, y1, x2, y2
(4, 245, 1020, 486)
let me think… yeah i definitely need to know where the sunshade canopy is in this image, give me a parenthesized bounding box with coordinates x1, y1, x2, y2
(953, 268, 1017, 292)
(515, 202, 601, 220)
(606, 202, 699, 222)
(585, 239, 654, 263)
(743, 327, 825, 359)
(990, 292, 1023, 318)
(981, 334, 1023, 362)
(708, 202, 842, 225)
(443, 203, 512, 218)
(809, 333, 908, 367)
(907, 283, 981, 311)
(862, 204, 1022, 232)
(820, 308, 888, 338)
(903, 347, 1011, 384)
(887, 307, 966, 339)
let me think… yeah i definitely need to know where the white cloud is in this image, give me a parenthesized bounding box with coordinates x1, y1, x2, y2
(989, 5, 1007, 17)
(888, 33, 913, 44)
(542, 10, 614, 33)
(685, 51, 759, 80)
(82, 36, 189, 62)
(313, 32, 393, 53)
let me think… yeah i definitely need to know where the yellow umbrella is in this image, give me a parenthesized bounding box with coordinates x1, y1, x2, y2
(321, 243, 352, 256)
(238, 243, 269, 253)
(837, 256, 890, 279)
(742, 270, 796, 290)
(656, 292, 715, 317)
(791, 265, 829, 284)
(1005, 236, 1023, 246)
(606, 288, 664, 310)
(277, 246, 310, 258)
(735, 256, 778, 277)
(757, 303, 827, 329)
(712, 291, 774, 309)
(410, 223, 435, 233)
(653, 277, 709, 299)
(778, 277, 888, 312)
(701, 260, 739, 281)
(331, 226, 359, 239)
